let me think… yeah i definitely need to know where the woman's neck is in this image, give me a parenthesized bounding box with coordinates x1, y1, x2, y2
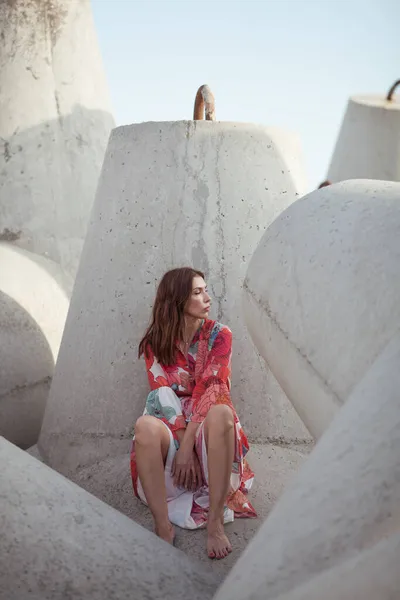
(183, 317, 202, 343)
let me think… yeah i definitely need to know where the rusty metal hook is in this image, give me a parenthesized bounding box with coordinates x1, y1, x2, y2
(386, 79, 400, 102)
(193, 85, 216, 121)
(318, 180, 332, 189)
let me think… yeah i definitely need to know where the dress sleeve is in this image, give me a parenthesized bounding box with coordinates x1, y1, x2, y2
(143, 348, 186, 432)
(189, 326, 233, 424)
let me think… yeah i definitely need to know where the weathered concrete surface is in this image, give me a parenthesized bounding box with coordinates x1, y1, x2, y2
(26, 443, 44, 462)
(38, 119, 311, 477)
(243, 180, 400, 438)
(327, 94, 400, 183)
(215, 333, 400, 600)
(71, 442, 311, 575)
(0, 244, 71, 448)
(270, 532, 400, 600)
(267, 126, 308, 195)
(0, 0, 114, 277)
(0, 437, 218, 600)
(0, 0, 113, 448)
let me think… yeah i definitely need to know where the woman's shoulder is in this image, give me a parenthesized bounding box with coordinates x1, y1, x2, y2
(203, 319, 232, 342)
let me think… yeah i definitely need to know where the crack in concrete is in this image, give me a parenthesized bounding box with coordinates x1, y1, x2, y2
(54, 90, 62, 123)
(0, 376, 51, 400)
(250, 435, 315, 449)
(171, 121, 193, 263)
(213, 131, 227, 321)
(191, 127, 210, 275)
(44, 2, 64, 127)
(26, 65, 39, 80)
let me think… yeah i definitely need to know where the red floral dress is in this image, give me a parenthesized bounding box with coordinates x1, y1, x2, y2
(130, 319, 257, 529)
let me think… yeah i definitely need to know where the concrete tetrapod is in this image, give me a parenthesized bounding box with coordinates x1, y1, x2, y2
(0, 0, 113, 445)
(266, 532, 400, 600)
(0, 437, 218, 600)
(326, 81, 400, 183)
(0, 0, 114, 277)
(213, 180, 400, 599)
(0, 244, 71, 448)
(243, 179, 400, 438)
(38, 119, 311, 482)
(215, 332, 400, 600)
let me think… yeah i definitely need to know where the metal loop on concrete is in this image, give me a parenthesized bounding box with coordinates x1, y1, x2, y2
(318, 180, 332, 189)
(386, 79, 400, 102)
(193, 85, 216, 121)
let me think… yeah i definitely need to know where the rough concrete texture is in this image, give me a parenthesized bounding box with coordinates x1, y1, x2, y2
(269, 532, 400, 600)
(0, 244, 71, 448)
(215, 333, 400, 600)
(26, 442, 44, 462)
(327, 94, 400, 183)
(259, 125, 308, 195)
(72, 442, 310, 575)
(243, 179, 400, 438)
(0, 437, 219, 600)
(0, 0, 114, 277)
(38, 119, 311, 478)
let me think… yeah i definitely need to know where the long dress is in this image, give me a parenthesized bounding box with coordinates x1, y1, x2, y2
(130, 318, 257, 529)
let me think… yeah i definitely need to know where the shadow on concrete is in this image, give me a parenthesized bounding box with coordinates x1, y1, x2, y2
(0, 290, 54, 449)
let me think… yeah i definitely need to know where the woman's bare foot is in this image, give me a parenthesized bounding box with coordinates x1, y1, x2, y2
(207, 519, 232, 559)
(155, 520, 175, 545)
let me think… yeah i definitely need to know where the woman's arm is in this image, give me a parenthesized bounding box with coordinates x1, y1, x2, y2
(179, 422, 200, 447)
(172, 328, 233, 490)
(176, 326, 232, 450)
(143, 348, 186, 433)
(172, 422, 203, 490)
(189, 325, 233, 425)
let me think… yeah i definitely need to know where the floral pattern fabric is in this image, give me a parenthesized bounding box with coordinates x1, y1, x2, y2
(130, 319, 257, 529)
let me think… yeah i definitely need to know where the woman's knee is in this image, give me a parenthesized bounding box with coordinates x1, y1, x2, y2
(206, 404, 235, 432)
(135, 415, 164, 445)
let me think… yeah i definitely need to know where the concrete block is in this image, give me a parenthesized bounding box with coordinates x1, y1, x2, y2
(217, 180, 400, 599)
(38, 119, 311, 478)
(215, 333, 400, 599)
(243, 180, 400, 438)
(327, 92, 400, 183)
(0, 244, 70, 447)
(0, 437, 218, 600)
(269, 532, 400, 600)
(0, 0, 114, 277)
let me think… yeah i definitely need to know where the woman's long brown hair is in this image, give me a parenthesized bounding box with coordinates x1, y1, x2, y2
(138, 267, 205, 365)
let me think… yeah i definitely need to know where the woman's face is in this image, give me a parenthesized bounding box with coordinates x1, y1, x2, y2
(184, 276, 211, 319)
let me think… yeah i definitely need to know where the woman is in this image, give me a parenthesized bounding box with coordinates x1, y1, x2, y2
(130, 267, 256, 560)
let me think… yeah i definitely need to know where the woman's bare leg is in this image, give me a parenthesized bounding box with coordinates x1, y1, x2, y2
(134, 415, 174, 544)
(204, 404, 235, 559)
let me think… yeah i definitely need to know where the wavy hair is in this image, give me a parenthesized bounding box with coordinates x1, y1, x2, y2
(138, 267, 205, 365)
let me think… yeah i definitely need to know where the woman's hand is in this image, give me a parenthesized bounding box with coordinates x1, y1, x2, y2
(171, 445, 203, 492)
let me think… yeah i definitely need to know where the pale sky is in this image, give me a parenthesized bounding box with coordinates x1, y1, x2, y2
(92, 0, 399, 189)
